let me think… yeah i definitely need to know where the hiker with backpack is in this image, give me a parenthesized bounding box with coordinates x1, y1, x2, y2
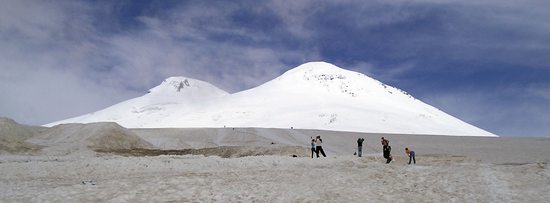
(357, 138, 365, 157)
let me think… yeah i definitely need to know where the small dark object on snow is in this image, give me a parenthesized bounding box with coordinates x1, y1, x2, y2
(292, 155, 298, 157)
(82, 180, 97, 185)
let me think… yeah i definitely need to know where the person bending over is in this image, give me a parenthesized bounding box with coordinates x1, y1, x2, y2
(405, 147, 416, 164)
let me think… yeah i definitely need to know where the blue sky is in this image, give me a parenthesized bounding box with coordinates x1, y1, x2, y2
(1, 0, 549, 136)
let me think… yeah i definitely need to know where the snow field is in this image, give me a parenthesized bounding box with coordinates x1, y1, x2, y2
(1, 154, 548, 202)
(2, 119, 549, 202)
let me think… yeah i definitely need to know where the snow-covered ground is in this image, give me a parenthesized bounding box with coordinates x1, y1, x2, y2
(1, 154, 549, 202)
(1, 119, 549, 202)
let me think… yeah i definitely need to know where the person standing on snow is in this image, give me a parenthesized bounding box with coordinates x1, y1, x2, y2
(405, 147, 416, 164)
(383, 143, 392, 164)
(381, 137, 392, 163)
(310, 137, 316, 158)
(315, 136, 326, 158)
(357, 138, 365, 157)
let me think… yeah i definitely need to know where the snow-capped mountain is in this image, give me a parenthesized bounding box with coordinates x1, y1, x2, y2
(46, 77, 229, 128)
(46, 62, 496, 136)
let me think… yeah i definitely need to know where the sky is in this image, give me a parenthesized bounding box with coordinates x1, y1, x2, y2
(1, 0, 549, 137)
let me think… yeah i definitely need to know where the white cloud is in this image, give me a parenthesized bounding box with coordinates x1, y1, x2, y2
(525, 85, 550, 101)
(0, 1, 137, 125)
(267, 0, 320, 38)
(350, 61, 417, 84)
(0, 0, 321, 125)
(0, 0, 549, 137)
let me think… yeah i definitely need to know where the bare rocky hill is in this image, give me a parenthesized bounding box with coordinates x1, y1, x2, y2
(0, 117, 45, 153)
(27, 122, 154, 155)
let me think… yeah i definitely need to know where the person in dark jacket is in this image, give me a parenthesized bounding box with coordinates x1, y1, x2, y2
(310, 138, 316, 158)
(383, 144, 392, 164)
(357, 138, 365, 157)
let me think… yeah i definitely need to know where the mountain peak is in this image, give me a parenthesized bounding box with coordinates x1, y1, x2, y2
(152, 77, 192, 93)
(283, 61, 347, 76)
(147, 77, 229, 97)
(264, 61, 387, 98)
(296, 61, 341, 69)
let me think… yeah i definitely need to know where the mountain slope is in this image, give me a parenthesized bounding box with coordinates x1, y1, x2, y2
(46, 62, 496, 136)
(46, 77, 229, 128)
